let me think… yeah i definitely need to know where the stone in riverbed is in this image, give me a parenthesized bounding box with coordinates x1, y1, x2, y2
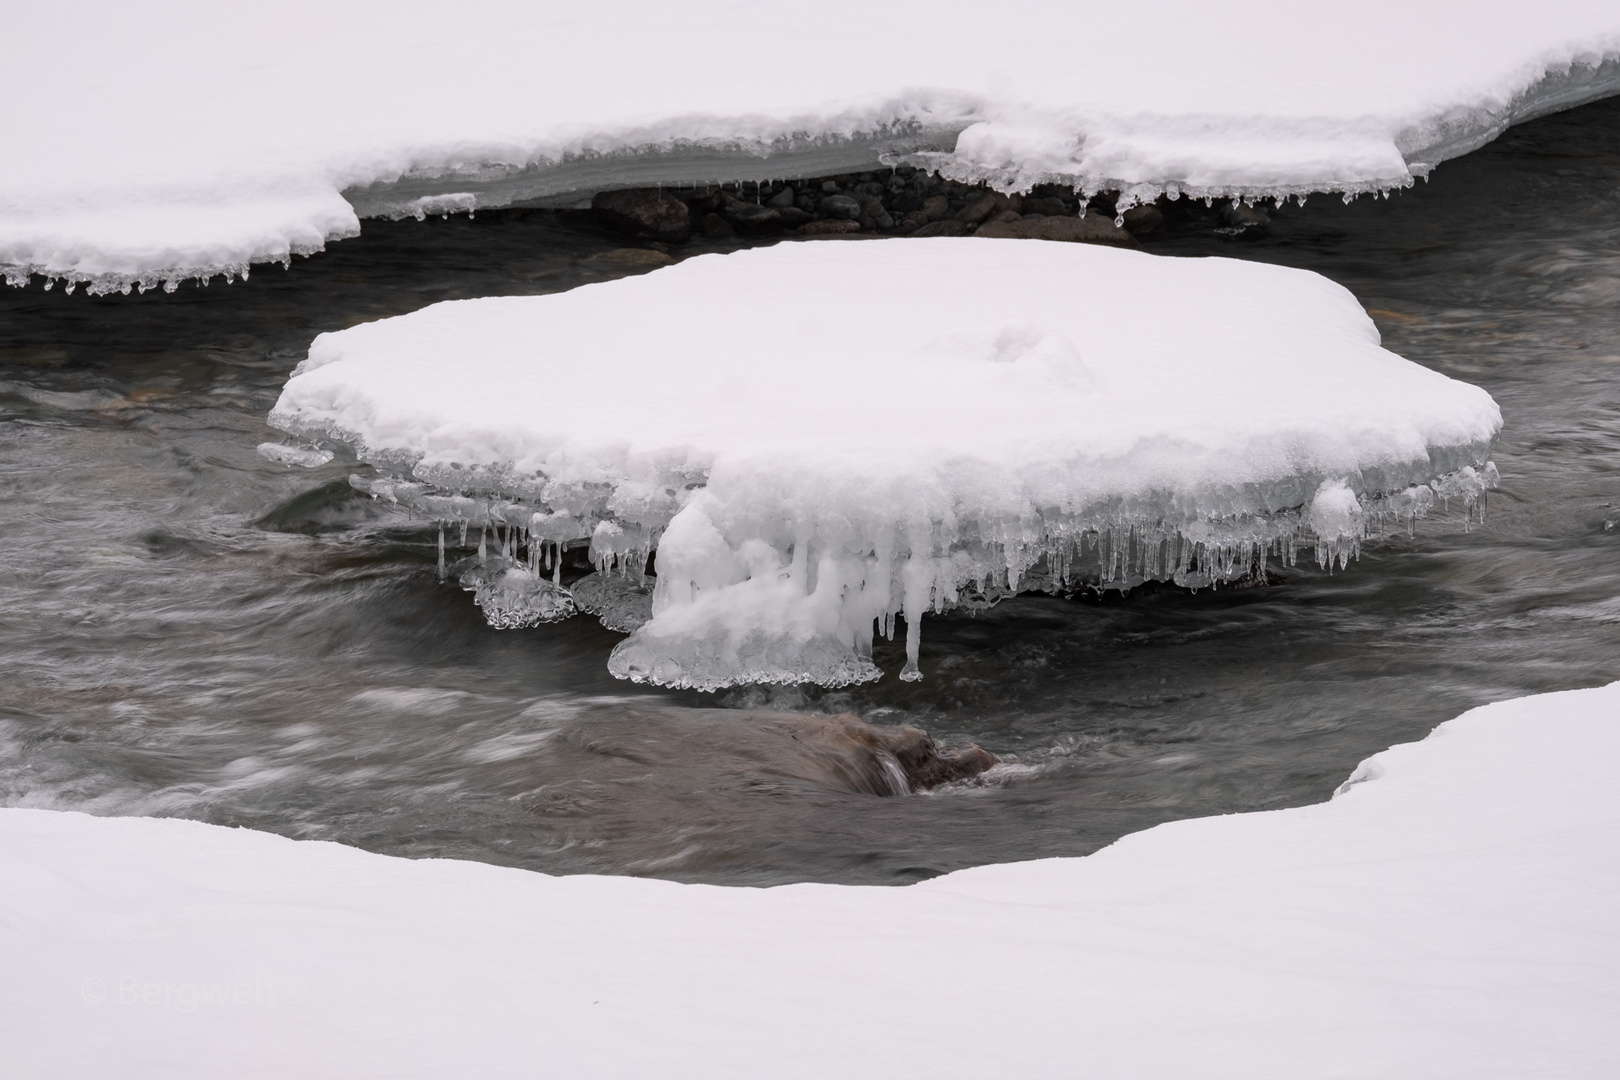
(921, 194, 950, 220)
(956, 192, 1009, 224)
(880, 726, 999, 791)
(723, 202, 782, 229)
(766, 186, 796, 208)
(1122, 203, 1164, 233)
(680, 189, 724, 214)
(586, 248, 675, 269)
(1021, 195, 1073, 217)
(821, 193, 863, 220)
(591, 188, 692, 242)
(699, 213, 734, 239)
(975, 213, 1138, 246)
(889, 190, 923, 214)
(1220, 202, 1271, 233)
(797, 219, 862, 235)
(785, 713, 998, 795)
(907, 219, 973, 237)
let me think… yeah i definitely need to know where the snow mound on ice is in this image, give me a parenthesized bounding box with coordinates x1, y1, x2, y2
(3, 1, 1619, 292)
(270, 239, 1501, 689)
(4, 682, 1619, 1078)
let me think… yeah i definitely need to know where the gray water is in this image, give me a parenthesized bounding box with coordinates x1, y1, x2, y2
(1, 99, 1617, 885)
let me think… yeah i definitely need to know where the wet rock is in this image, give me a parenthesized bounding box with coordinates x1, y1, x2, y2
(889, 190, 923, 214)
(680, 189, 724, 214)
(587, 248, 675, 268)
(1220, 202, 1271, 232)
(1021, 195, 1072, 217)
(921, 194, 950, 220)
(1122, 203, 1164, 233)
(592, 188, 692, 242)
(765, 186, 796, 208)
(878, 725, 999, 791)
(855, 194, 894, 230)
(723, 201, 782, 229)
(797, 219, 862, 235)
(979, 209, 1022, 229)
(699, 213, 735, 239)
(254, 479, 376, 535)
(778, 713, 998, 795)
(975, 213, 1138, 247)
(956, 191, 1008, 225)
(908, 218, 973, 238)
(821, 193, 863, 220)
(776, 206, 813, 227)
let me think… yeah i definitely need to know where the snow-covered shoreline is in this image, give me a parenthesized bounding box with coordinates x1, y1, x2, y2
(5, 681, 1616, 1078)
(4, 1, 1619, 293)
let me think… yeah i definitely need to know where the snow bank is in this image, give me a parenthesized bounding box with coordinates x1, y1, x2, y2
(4, 1, 1619, 292)
(269, 239, 1499, 689)
(4, 682, 1617, 1079)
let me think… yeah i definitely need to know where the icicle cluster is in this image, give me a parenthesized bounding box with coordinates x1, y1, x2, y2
(347, 462, 1497, 691)
(352, 473, 657, 633)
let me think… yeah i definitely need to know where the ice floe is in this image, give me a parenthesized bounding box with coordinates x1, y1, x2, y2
(3, 1, 1619, 291)
(269, 239, 1500, 688)
(4, 681, 1617, 1078)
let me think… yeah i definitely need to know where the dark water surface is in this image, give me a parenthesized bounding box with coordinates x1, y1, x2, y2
(2, 100, 1617, 885)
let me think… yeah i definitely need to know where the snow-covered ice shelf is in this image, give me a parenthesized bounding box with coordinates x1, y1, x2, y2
(3, 0, 1619, 292)
(268, 239, 1501, 689)
(4, 682, 1617, 1079)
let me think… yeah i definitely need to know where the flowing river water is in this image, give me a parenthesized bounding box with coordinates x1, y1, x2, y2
(1, 98, 1617, 885)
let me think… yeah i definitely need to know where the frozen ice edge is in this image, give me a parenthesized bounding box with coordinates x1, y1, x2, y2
(6, 57, 1619, 297)
(913, 55, 1620, 216)
(321, 453, 1499, 692)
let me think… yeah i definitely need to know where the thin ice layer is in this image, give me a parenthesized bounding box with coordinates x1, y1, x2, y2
(270, 239, 1501, 688)
(4, 1, 1620, 291)
(5, 683, 1618, 1077)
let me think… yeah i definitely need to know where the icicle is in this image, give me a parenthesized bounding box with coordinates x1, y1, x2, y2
(438, 522, 446, 580)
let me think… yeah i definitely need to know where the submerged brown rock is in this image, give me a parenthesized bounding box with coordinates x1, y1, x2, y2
(974, 212, 1139, 247)
(591, 188, 692, 242)
(774, 713, 997, 795)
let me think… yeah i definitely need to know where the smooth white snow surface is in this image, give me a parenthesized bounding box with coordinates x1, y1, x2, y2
(4, 682, 1617, 1079)
(270, 239, 1500, 688)
(4, 0, 1620, 292)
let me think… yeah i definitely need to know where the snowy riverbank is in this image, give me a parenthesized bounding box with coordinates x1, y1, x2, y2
(4, 1, 1619, 292)
(4, 681, 1617, 1078)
